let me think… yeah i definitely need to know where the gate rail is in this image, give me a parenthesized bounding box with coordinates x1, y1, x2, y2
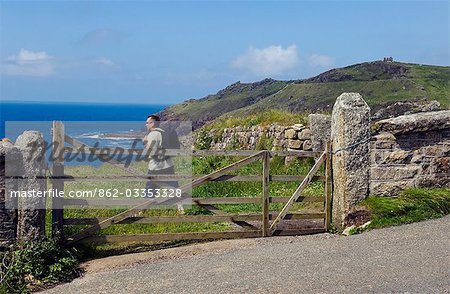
(50, 121, 332, 245)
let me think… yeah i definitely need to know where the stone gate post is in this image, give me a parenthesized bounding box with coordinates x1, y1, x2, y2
(15, 131, 47, 242)
(331, 93, 371, 227)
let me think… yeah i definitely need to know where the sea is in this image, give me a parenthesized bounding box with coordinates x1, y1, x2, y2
(0, 101, 168, 165)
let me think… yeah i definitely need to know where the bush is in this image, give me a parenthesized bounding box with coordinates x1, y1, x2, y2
(0, 238, 80, 293)
(195, 128, 213, 150)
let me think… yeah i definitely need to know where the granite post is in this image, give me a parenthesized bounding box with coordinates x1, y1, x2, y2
(15, 131, 47, 242)
(331, 93, 371, 227)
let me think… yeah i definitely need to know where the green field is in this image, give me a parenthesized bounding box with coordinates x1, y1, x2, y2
(50, 155, 325, 256)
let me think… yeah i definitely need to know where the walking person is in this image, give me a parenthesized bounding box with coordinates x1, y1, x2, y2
(143, 115, 179, 201)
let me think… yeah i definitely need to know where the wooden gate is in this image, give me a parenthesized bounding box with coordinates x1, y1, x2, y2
(50, 121, 332, 245)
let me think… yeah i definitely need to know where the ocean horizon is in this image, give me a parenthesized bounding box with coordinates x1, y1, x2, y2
(1, 101, 170, 166)
(0, 100, 168, 140)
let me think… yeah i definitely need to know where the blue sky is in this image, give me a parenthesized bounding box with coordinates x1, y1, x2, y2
(0, 1, 449, 104)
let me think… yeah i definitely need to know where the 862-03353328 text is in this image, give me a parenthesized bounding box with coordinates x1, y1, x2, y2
(8, 188, 183, 198)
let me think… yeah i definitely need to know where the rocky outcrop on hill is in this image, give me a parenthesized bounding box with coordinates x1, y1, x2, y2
(303, 61, 409, 84)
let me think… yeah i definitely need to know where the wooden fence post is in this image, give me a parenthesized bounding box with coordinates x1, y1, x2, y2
(262, 151, 270, 236)
(324, 141, 332, 231)
(52, 121, 65, 240)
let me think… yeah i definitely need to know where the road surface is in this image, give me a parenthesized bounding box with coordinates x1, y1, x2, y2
(46, 216, 450, 293)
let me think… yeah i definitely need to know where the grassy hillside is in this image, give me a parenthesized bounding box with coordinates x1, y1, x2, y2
(160, 79, 287, 128)
(158, 61, 449, 129)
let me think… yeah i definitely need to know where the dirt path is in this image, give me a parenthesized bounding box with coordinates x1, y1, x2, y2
(46, 216, 450, 293)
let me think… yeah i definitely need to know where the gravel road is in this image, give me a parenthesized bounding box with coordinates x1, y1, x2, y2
(46, 216, 450, 293)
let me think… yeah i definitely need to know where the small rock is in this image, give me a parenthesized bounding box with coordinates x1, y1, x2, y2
(302, 140, 313, 151)
(384, 150, 411, 164)
(359, 221, 372, 230)
(284, 129, 297, 139)
(298, 129, 312, 140)
(372, 132, 396, 141)
(342, 225, 356, 236)
(292, 124, 305, 131)
(424, 146, 443, 157)
(411, 154, 423, 163)
(288, 139, 302, 149)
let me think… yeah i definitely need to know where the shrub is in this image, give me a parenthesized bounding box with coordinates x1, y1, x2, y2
(0, 238, 80, 293)
(195, 128, 213, 150)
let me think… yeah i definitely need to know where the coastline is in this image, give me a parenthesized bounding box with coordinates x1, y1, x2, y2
(0, 101, 167, 139)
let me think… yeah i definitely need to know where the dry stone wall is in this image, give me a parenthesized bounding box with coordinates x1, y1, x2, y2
(196, 109, 449, 198)
(202, 123, 314, 152)
(370, 110, 450, 195)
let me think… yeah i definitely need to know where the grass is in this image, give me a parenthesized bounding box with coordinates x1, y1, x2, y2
(51, 155, 325, 257)
(53, 155, 449, 257)
(201, 109, 308, 131)
(228, 78, 448, 118)
(54, 151, 449, 257)
(361, 188, 450, 229)
(160, 61, 450, 128)
(163, 79, 287, 123)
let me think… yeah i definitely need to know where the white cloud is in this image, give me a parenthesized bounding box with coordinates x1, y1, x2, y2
(2, 49, 54, 76)
(232, 45, 299, 76)
(7, 49, 50, 63)
(308, 54, 335, 68)
(93, 57, 114, 66)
